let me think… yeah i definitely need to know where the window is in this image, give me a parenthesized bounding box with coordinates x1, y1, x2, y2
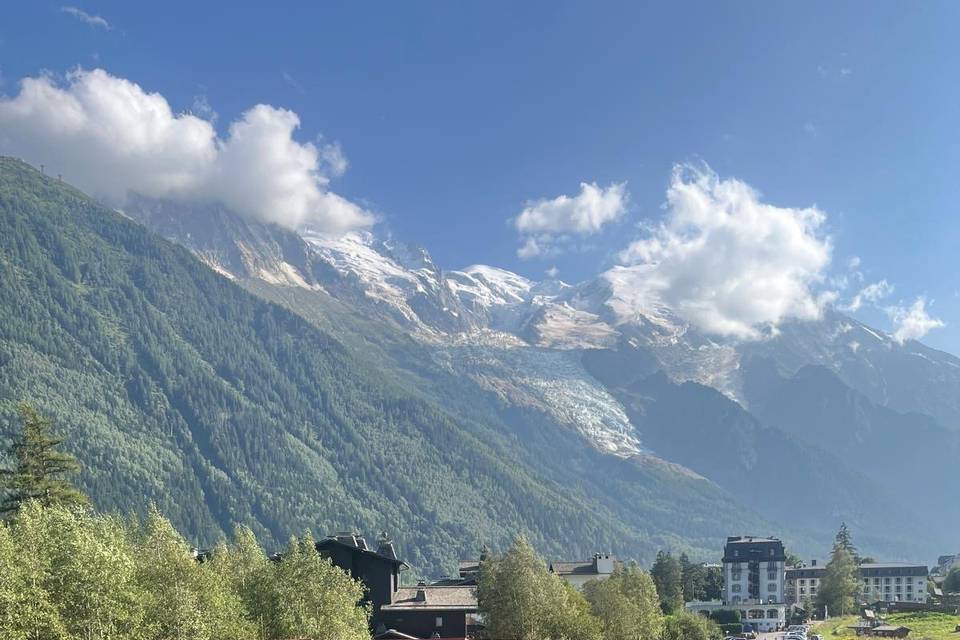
(800, 579, 806, 585)
(767, 609, 779, 619)
(732, 584, 742, 592)
(768, 571, 778, 580)
(435, 617, 443, 628)
(768, 584, 777, 593)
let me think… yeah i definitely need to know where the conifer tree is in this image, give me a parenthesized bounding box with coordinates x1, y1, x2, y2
(0, 404, 87, 516)
(816, 535, 859, 618)
(650, 551, 684, 614)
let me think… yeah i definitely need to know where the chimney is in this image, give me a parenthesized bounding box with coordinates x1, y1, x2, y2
(377, 531, 398, 560)
(415, 580, 427, 602)
(812, 559, 817, 567)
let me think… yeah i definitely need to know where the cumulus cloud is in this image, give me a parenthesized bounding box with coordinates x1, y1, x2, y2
(61, 6, 111, 30)
(887, 297, 944, 344)
(841, 279, 894, 312)
(514, 181, 627, 258)
(0, 68, 372, 232)
(615, 163, 832, 340)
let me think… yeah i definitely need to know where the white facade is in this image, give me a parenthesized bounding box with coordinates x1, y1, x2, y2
(725, 559, 784, 605)
(686, 600, 786, 633)
(786, 562, 928, 606)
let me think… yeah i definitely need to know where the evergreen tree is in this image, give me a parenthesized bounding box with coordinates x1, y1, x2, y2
(703, 565, 724, 601)
(0, 404, 87, 516)
(650, 551, 684, 614)
(816, 539, 859, 618)
(679, 553, 707, 603)
(583, 564, 664, 640)
(477, 535, 601, 640)
(834, 522, 858, 561)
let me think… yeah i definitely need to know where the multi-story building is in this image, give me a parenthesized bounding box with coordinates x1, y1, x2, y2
(687, 536, 787, 633)
(723, 536, 786, 606)
(785, 561, 928, 607)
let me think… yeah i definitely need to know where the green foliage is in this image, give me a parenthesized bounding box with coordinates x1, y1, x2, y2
(835, 522, 858, 560)
(0, 156, 763, 574)
(0, 501, 369, 640)
(260, 532, 369, 640)
(661, 610, 720, 640)
(817, 612, 960, 640)
(583, 564, 664, 640)
(702, 565, 723, 601)
(944, 567, 960, 593)
(708, 609, 740, 625)
(679, 553, 706, 602)
(651, 551, 684, 614)
(816, 526, 860, 618)
(0, 404, 88, 515)
(476, 535, 601, 640)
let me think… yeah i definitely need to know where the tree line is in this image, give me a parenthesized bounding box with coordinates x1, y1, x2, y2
(0, 404, 370, 640)
(477, 536, 724, 640)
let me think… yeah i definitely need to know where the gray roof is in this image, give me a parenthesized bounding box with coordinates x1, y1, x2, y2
(860, 563, 926, 570)
(381, 586, 478, 612)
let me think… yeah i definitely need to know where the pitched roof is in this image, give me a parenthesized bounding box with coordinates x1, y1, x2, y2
(381, 586, 478, 612)
(315, 536, 410, 570)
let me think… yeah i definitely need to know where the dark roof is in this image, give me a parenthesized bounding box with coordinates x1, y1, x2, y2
(859, 563, 927, 577)
(723, 536, 785, 562)
(381, 586, 478, 612)
(726, 536, 782, 544)
(458, 560, 481, 575)
(786, 566, 826, 578)
(550, 560, 600, 575)
(315, 535, 410, 570)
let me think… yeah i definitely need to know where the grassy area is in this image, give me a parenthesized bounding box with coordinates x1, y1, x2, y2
(815, 612, 960, 640)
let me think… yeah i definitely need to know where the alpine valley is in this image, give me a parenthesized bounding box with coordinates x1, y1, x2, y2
(1, 157, 956, 576)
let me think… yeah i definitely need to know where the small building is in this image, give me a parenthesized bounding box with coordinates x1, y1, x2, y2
(867, 625, 911, 638)
(549, 553, 619, 590)
(379, 583, 479, 639)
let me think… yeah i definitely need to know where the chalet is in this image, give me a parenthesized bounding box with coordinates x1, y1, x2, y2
(380, 582, 480, 638)
(318, 531, 478, 640)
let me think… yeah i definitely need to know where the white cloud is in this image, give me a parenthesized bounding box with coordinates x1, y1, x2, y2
(841, 279, 894, 312)
(61, 6, 111, 30)
(514, 181, 627, 259)
(0, 68, 373, 231)
(886, 297, 944, 344)
(615, 163, 832, 340)
(545, 266, 559, 278)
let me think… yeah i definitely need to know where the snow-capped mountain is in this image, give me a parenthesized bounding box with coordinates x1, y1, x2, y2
(126, 198, 960, 557)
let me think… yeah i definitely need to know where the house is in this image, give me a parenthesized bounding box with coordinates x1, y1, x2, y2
(379, 583, 480, 639)
(549, 553, 619, 590)
(315, 531, 409, 630)
(318, 531, 478, 640)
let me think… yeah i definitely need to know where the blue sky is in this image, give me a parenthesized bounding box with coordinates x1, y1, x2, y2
(2, 2, 959, 351)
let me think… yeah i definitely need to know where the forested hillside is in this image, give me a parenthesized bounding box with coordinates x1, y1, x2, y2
(0, 158, 765, 574)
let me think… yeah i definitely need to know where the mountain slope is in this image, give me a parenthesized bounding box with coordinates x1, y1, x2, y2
(744, 361, 960, 533)
(0, 157, 776, 573)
